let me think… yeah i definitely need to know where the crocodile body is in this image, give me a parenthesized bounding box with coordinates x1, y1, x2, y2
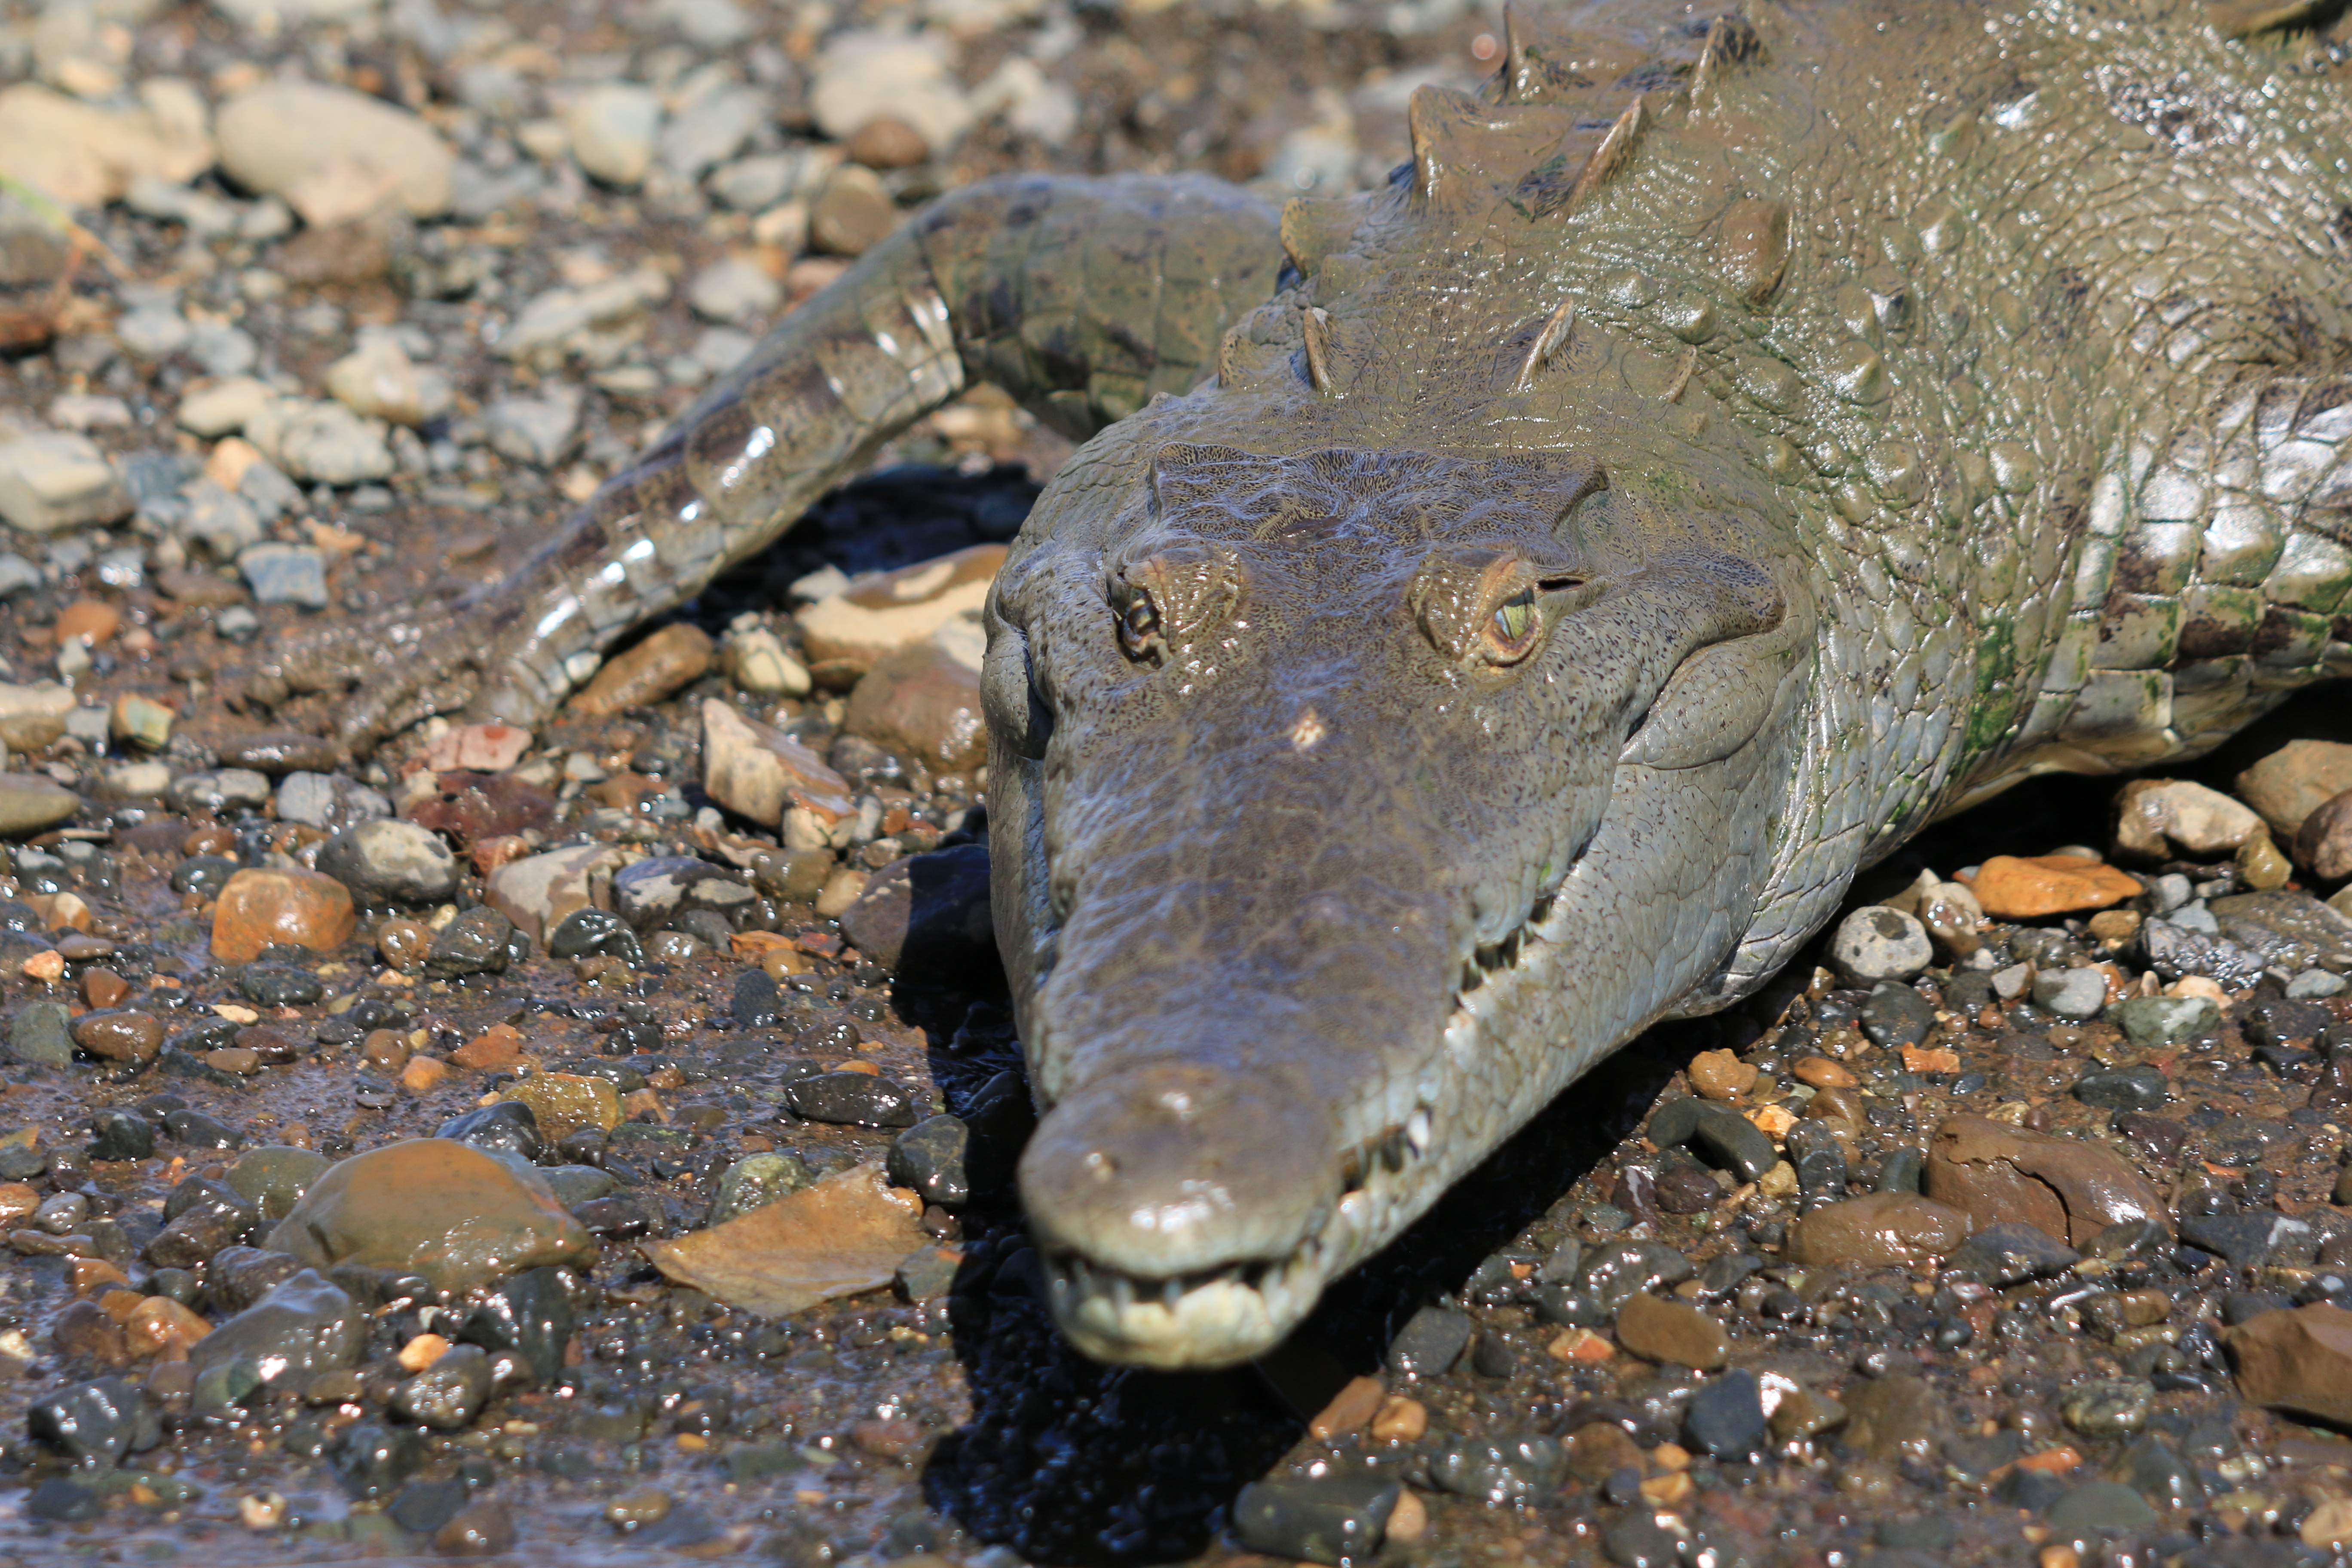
(295, 0, 2352, 1366)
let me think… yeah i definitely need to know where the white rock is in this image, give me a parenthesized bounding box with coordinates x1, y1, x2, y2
(0, 83, 211, 208)
(46, 395, 131, 432)
(0, 432, 132, 534)
(211, 0, 379, 29)
(701, 698, 853, 827)
(687, 255, 781, 325)
(564, 83, 662, 189)
(178, 481, 263, 560)
(484, 389, 582, 468)
(722, 624, 811, 697)
(972, 56, 1078, 146)
(115, 303, 191, 360)
(809, 31, 972, 153)
(1828, 904, 1932, 984)
(103, 761, 172, 799)
(177, 376, 275, 438)
(324, 331, 453, 427)
(2114, 778, 2264, 859)
(795, 544, 1005, 671)
(215, 81, 455, 225)
(496, 267, 670, 361)
(244, 396, 395, 486)
(660, 85, 770, 180)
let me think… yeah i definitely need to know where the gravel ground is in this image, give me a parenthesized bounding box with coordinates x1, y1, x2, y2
(12, 1, 2352, 1566)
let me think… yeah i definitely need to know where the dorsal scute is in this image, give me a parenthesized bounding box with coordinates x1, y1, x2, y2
(1498, 0, 1712, 105)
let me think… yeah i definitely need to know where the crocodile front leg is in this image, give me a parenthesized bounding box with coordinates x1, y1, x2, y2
(279, 174, 1282, 754)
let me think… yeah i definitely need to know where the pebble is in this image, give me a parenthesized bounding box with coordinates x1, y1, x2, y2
(427, 904, 518, 977)
(710, 1151, 816, 1223)
(502, 1072, 622, 1144)
(2237, 739, 2352, 839)
(26, 1377, 153, 1467)
(2071, 1063, 2168, 1111)
(1828, 904, 1932, 982)
(886, 1115, 973, 1205)
(237, 542, 328, 608)
(484, 390, 582, 468)
(72, 1008, 163, 1064)
(1968, 854, 2142, 919)
(2061, 1377, 2154, 1438)
(2112, 777, 2263, 859)
(571, 622, 714, 715)
(210, 868, 355, 963)
(275, 770, 390, 831)
(225, 1145, 331, 1222)
(721, 624, 812, 697)
(243, 397, 394, 486)
(565, 83, 663, 188)
(436, 1501, 517, 1556)
(190, 1268, 364, 1390)
(843, 628, 988, 772)
(661, 84, 769, 179)
(0, 773, 82, 836)
(422, 723, 533, 772)
(324, 333, 452, 428)
(1783, 1191, 1971, 1267)
(0, 431, 133, 533)
(1684, 1369, 1767, 1459)
(787, 1071, 919, 1127)
(797, 543, 1004, 673)
(2045, 1480, 2158, 1538)
(611, 854, 753, 930)
(88, 1107, 154, 1159)
(1231, 1476, 1400, 1566)
(1614, 1292, 1727, 1369)
(809, 31, 972, 151)
(265, 1139, 595, 1293)
(178, 377, 274, 440)
(2109, 992, 2220, 1047)
(391, 1342, 494, 1430)
(1388, 1305, 1473, 1378)
(1946, 1220, 2080, 1283)
(809, 163, 902, 257)
(701, 698, 854, 827)
(2031, 965, 2108, 1020)
(484, 843, 625, 945)
(689, 254, 784, 325)
(215, 83, 455, 225)
(0, 84, 211, 209)
(2296, 789, 2352, 881)
(316, 819, 460, 905)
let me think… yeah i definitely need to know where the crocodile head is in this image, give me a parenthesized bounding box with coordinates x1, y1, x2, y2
(984, 440, 1814, 1368)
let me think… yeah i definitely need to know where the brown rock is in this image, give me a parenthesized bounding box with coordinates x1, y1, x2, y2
(81, 968, 128, 1008)
(0, 1182, 39, 1225)
(1565, 1420, 1645, 1484)
(400, 1055, 450, 1094)
(569, 623, 714, 717)
(642, 1161, 927, 1315)
(1923, 1115, 2168, 1246)
(51, 1298, 128, 1365)
(53, 598, 119, 646)
(1792, 1056, 1856, 1089)
(844, 635, 987, 775)
(450, 1023, 525, 1071)
(377, 918, 430, 972)
(1967, 854, 2141, 919)
(846, 115, 930, 168)
(214, 729, 340, 774)
(211, 868, 356, 962)
(264, 1138, 596, 1294)
(202, 1047, 261, 1075)
(808, 164, 900, 257)
(1686, 1048, 1757, 1101)
(422, 722, 532, 773)
(435, 1500, 517, 1558)
(123, 1295, 210, 1359)
(1613, 1292, 1728, 1370)
(1306, 1375, 1385, 1441)
(1783, 1192, 1971, 1267)
(404, 770, 557, 846)
(701, 698, 856, 828)
(2229, 1304, 2352, 1427)
(2238, 739, 2352, 839)
(2297, 789, 2352, 882)
(1841, 1372, 1940, 1463)
(2112, 778, 2263, 861)
(70, 1008, 162, 1064)
(796, 544, 1004, 671)
(503, 1072, 622, 1144)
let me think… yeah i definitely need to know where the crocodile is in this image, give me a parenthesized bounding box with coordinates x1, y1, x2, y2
(286, 0, 2352, 1368)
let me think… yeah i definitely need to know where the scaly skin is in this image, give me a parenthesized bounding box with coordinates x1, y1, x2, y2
(303, 0, 2352, 1366)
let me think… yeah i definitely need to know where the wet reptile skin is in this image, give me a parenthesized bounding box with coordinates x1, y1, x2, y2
(288, 0, 2352, 1366)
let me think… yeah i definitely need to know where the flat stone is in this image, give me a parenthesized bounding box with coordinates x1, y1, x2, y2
(483, 390, 581, 467)
(2109, 993, 2220, 1047)
(422, 723, 532, 773)
(642, 1162, 926, 1315)
(565, 83, 662, 188)
(324, 333, 452, 427)
(215, 83, 455, 225)
(2032, 966, 2109, 1020)
(2073, 1062, 2169, 1110)
(1923, 1115, 2168, 1247)
(2044, 1480, 2159, 1538)
(796, 544, 1004, 674)
(237, 542, 328, 608)
(688, 254, 782, 325)
(264, 1138, 595, 1294)
(190, 1268, 363, 1388)
(316, 819, 460, 905)
(2113, 777, 2263, 859)
(1614, 1291, 1727, 1369)
(211, 869, 355, 963)
(1231, 1476, 1400, 1567)
(1387, 1305, 1472, 1378)
(1684, 1369, 1767, 1459)
(1946, 1220, 2080, 1283)
(786, 1071, 918, 1127)
(275, 771, 391, 831)
(838, 843, 995, 974)
(0, 85, 211, 210)
(708, 1152, 816, 1224)
(701, 698, 854, 827)
(0, 432, 132, 533)
(178, 377, 274, 439)
(2179, 1210, 2311, 1271)
(809, 31, 971, 152)
(843, 625, 988, 773)
(483, 843, 624, 946)
(1783, 1191, 1972, 1267)
(2238, 739, 2352, 839)
(570, 622, 714, 716)
(242, 397, 393, 486)
(2298, 789, 2352, 881)
(502, 1072, 622, 1145)
(0, 774, 80, 836)
(1969, 854, 2142, 919)
(2061, 1377, 2155, 1438)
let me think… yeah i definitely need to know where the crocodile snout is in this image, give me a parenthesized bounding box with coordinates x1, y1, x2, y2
(1019, 1060, 1342, 1280)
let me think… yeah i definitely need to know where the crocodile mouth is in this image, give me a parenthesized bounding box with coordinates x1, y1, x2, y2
(1037, 874, 1567, 1369)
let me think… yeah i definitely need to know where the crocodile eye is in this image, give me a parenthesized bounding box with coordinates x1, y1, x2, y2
(1117, 589, 1163, 662)
(1485, 588, 1539, 661)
